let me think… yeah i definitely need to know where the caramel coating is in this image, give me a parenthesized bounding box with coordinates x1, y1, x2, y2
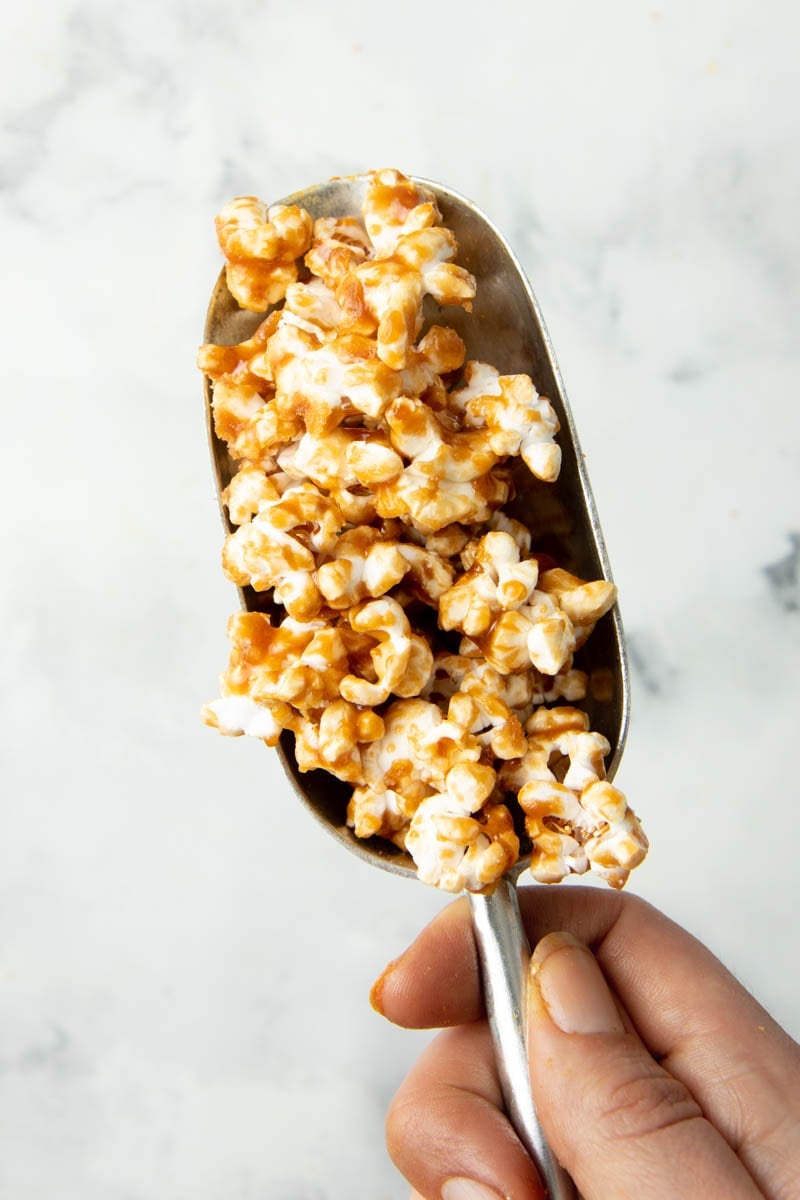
(216, 199, 313, 310)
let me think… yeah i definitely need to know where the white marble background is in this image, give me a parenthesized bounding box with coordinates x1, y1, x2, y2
(1, 1, 798, 1196)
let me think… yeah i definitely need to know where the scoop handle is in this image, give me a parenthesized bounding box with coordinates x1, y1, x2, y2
(469, 881, 577, 1200)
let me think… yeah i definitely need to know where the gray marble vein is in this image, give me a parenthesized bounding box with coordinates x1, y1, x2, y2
(763, 532, 800, 613)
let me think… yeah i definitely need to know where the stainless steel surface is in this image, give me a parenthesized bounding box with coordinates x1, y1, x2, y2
(203, 172, 626, 1194)
(471, 883, 577, 1199)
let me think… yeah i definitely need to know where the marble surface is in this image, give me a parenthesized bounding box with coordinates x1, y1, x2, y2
(2, 2, 799, 1196)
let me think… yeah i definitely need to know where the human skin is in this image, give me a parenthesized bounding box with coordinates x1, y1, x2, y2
(370, 888, 800, 1200)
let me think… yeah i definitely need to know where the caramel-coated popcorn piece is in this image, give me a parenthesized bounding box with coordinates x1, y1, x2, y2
(340, 597, 420, 706)
(316, 527, 453, 609)
(359, 698, 483, 800)
(339, 226, 476, 369)
(482, 599, 576, 677)
(440, 534, 580, 675)
(281, 278, 344, 339)
(499, 707, 648, 889)
(374, 462, 511, 534)
(277, 428, 403, 493)
(293, 700, 384, 784)
(385, 396, 499, 482)
(222, 483, 345, 618)
(536, 567, 618, 626)
(202, 692, 295, 746)
(222, 464, 282, 526)
(450, 362, 561, 482)
(216, 198, 313, 311)
(203, 612, 350, 720)
(439, 537, 617, 679)
(306, 216, 372, 288)
(362, 168, 440, 256)
(427, 651, 587, 716)
(267, 324, 399, 432)
(439, 531, 540, 637)
(347, 784, 415, 843)
(405, 763, 519, 893)
(197, 311, 279, 390)
(399, 325, 466, 400)
(210, 375, 300, 467)
(426, 653, 528, 760)
(327, 170, 475, 370)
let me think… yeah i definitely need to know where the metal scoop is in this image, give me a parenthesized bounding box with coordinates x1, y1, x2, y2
(203, 174, 630, 1200)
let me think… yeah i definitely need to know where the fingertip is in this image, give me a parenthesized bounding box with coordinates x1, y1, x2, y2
(369, 955, 401, 1017)
(530, 928, 584, 966)
(434, 894, 473, 931)
(370, 897, 478, 1028)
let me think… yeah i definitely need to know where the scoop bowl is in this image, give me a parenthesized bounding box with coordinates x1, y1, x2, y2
(203, 174, 630, 880)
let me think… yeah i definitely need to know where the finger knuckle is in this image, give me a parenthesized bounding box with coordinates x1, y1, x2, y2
(385, 1089, 422, 1167)
(597, 1064, 703, 1144)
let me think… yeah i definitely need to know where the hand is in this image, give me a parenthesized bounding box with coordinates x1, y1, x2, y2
(370, 887, 800, 1200)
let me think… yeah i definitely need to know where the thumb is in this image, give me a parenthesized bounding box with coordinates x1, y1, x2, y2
(526, 932, 761, 1200)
